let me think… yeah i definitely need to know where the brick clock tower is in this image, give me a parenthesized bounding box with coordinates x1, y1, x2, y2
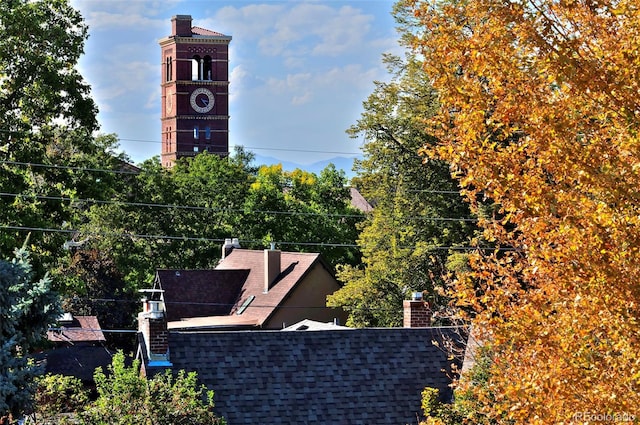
(159, 15, 232, 167)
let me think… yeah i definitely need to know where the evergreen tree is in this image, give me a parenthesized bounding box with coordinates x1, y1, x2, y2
(0, 245, 61, 420)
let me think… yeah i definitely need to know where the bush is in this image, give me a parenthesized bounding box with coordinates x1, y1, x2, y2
(80, 351, 225, 425)
(35, 374, 89, 415)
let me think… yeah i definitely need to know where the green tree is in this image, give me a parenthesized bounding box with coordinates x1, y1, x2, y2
(328, 54, 477, 327)
(240, 163, 362, 266)
(0, 245, 61, 420)
(58, 249, 138, 350)
(76, 148, 255, 292)
(81, 351, 226, 425)
(34, 374, 89, 419)
(0, 0, 128, 276)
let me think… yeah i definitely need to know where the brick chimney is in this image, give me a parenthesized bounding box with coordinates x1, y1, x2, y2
(171, 15, 192, 37)
(264, 243, 281, 293)
(403, 292, 431, 328)
(138, 291, 172, 367)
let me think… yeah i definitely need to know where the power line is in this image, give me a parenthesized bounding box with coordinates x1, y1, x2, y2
(0, 225, 356, 247)
(0, 192, 368, 219)
(1, 160, 139, 175)
(111, 137, 365, 156)
(1, 160, 468, 195)
(0, 191, 480, 221)
(0, 129, 363, 156)
(0, 224, 508, 251)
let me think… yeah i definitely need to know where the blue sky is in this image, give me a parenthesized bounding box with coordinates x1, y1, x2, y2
(70, 0, 401, 166)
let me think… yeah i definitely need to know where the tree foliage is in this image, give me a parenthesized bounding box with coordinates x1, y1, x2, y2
(328, 54, 477, 327)
(73, 149, 361, 293)
(80, 351, 226, 425)
(34, 374, 89, 418)
(400, 0, 640, 421)
(0, 245, 61, 419)
(0, 0, 127, 276)
(241, 163, 362, 266)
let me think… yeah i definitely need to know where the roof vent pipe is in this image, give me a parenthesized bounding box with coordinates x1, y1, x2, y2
(222, 237, 241, 259)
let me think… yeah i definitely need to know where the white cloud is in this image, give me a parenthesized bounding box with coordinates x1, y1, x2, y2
(291, 91, 312, 106)
(89, 55, 157, 114)
(208, 3, 374, 60)
(72, 0, 183, 21)
(229, 65, 250, 102)
(81, 11, 165, 31)
(203, 4, 284, 40)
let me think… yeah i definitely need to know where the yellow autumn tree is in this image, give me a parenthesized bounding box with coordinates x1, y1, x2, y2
(397, 0, 640, 422)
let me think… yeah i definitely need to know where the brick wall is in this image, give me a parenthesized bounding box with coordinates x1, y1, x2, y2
(403, 300, 432, 328)
(138, 314, 169, 356)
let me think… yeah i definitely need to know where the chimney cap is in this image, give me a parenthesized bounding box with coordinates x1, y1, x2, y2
(411, 291, 423, 301)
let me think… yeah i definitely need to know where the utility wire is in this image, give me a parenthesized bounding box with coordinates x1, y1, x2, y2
(1, 160, 139, 175)
(0, 191, 479, 221)
(0, 129, 363, 156)
(0, 225, 356, 247)
(0, 224, 510, 251)
(1, 160, 468, 195)
(0, 191, 368, 219)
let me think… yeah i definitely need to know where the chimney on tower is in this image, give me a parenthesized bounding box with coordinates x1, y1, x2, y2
(171, 15, 192, 37)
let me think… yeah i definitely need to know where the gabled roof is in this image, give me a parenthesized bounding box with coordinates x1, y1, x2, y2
(350, 186, 373, 212)
(155, 269, 249, 322)
(168, 327, 466, 425)
(213, 249, 330, 327)
(157, 249, 337, 329)
(33, 345, 114, 383)
(47, 315, 106, 344)
(191, 26, 227, 37)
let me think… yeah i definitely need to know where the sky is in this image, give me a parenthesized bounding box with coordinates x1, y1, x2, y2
(70, 0, 402, 166)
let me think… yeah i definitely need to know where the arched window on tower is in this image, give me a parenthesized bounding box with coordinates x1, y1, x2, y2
(193, 126, 199, 139)
(205, 127, 211, 140)
(165, 57, 172, 82)
(203, 55, 213, 80)
(192, 55, 201, 80)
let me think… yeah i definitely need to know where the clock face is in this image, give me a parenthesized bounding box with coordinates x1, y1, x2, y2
(190, 87, 215, 113)
(165, 88, 173, 114)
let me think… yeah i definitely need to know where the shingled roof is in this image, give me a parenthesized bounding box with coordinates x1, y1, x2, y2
(213, 249, 333, 327)
(191, 26, 227, 37)
(155, 269, 249, 322)
(168, 327, 465, 425)
(47, 315, 106, 344)
(34, 345, 114, 383)
(155, 248, 341, 330)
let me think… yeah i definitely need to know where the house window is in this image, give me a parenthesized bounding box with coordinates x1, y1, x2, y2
(193, 146, 199, 152)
